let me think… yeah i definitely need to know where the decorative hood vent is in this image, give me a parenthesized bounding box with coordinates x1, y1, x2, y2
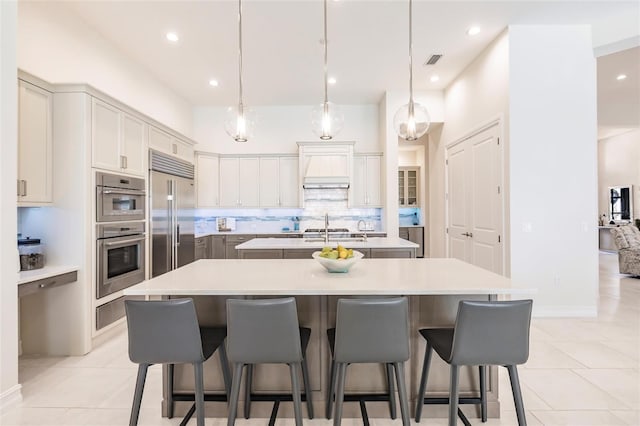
(303, 176, 350, 189)
(302, 154, 350, 189)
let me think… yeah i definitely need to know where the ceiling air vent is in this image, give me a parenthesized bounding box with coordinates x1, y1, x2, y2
(424, 54, 443, 66)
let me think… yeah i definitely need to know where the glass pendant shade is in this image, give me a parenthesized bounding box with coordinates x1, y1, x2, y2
(224, 105, 255, 143)
(393, 101, 430, 141)
(311, 101, 344, 140)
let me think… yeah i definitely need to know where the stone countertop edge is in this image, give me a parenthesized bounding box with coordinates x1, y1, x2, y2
(18, 265, 80, 285)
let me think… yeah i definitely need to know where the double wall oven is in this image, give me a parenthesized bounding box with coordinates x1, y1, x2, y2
(95, 172, 146, 329)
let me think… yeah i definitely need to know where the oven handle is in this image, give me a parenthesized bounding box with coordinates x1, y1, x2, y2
(103, 236, 145, 247)
(102, 188, 146, 196)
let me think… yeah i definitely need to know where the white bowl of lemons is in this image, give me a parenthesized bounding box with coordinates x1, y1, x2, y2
(312, 246, 364, 273)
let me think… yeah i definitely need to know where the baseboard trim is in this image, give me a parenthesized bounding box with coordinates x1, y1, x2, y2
(0, 384, 23, 413)
(533, 306, 597, 318)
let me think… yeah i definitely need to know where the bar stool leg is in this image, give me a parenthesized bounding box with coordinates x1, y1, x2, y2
(301, 357, 314, 419)
(415, 342, 433, 422)
(479, 365, 487, 422)
(326, 360, 337, 419)
(227, 363, 244, 426)
(244, 364, 253, 419)
(333, 363, 347, 426)
(194, 362, 205, 426)
(219, 342, 232, 397)
(129, 363, 148, 426)
(167, 363, 174, 419)
(507, 365, 527, 426)
(393, 362, 410, 426)
(290, 362, 303, 426)
(386, 363, 397, 419)
(448, 365, 460, 426)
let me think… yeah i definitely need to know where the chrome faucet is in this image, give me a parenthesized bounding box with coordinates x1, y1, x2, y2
(357, 220, 368, 242)
(324, 212, 330, 243)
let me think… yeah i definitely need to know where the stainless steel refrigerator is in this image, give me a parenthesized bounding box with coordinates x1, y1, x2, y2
(150, 150, 195, 277)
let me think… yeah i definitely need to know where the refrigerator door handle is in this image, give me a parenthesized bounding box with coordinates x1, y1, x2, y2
(176, 224, 181, 246)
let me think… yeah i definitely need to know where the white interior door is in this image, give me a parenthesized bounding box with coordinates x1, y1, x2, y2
(446, 122, 503, 274)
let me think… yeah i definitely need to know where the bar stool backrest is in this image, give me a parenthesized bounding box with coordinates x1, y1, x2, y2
(449, 299, 533, 366)
(226, 297, 303, 364)
(125, 299, 205, 364)
(334, 297, 410, 363)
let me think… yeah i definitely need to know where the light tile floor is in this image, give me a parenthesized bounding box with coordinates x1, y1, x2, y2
(2, 253, 639, 425)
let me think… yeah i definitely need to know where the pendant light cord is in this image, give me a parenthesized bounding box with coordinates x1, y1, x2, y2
(408, 0, 414, 105)
(323, 0, 329, 106)
(238, 0, 244, 113)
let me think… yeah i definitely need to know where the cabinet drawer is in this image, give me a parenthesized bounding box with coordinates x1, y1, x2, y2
(18, 271, 77, 298)
(96, 295, 144, 330)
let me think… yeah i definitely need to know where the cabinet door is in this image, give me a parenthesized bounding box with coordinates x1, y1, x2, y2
(238, 158, 260, 207)
(148, 126, 172, 155)
(279, 157, 299, 207)
(121, 114, 146, 176)
(219, 158, 240, 207)
(351, 156, 367, 207)
(18, 81, 52, 204)
(259, 157, 279, 207)
(196, 155, 219, 207)
(92, 98, 121, 171)
(366, 156, 382, 206)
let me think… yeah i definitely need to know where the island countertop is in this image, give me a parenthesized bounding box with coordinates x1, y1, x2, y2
(235, 236, 418, 250)
(124, 258, 534, 296)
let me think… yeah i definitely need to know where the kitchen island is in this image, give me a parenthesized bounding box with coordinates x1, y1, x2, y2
(124, 258, 534, 420)
(236, 236, 418, 259)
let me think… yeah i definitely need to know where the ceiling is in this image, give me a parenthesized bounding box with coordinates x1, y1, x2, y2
(58, 0, 638, 107)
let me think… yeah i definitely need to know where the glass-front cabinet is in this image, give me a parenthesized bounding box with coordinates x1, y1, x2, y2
(398, 167, 419, 207)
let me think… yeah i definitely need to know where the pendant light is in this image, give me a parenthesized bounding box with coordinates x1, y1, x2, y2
(224, 0, 255, 142)
(311, 0, 344, 140)
(393, 0, 430, 141)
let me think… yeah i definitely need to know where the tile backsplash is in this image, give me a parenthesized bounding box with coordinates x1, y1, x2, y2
(195, 207, 382, 235)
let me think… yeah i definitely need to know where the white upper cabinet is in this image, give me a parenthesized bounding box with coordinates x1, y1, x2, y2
(91, 98, 146, 177)
(18, 80, 53, 204)
(196, 153, 220, 207)
(278, 156, 299, 207)
(258, 156, 298, 208)
(219, 157, 260, 207)
(149, 126, 194, 164)
(259, 157, 279, 207)
(351, 154, 382, 207)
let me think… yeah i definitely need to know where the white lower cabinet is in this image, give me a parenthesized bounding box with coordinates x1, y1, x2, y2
(219, 157, 259, 207)
(18, 80, 53, 204)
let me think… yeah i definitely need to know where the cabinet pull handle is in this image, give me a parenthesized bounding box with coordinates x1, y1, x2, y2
(39, 280, 56, 289)
(17, 180, 21, 197)
(172, 143, 178, 154)
(120, 155, 128, 169)
(22, 180, 27, 197)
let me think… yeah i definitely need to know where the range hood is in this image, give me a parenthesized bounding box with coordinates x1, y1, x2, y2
(302, 176, 350, 189)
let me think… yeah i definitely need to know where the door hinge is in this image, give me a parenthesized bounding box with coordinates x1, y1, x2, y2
(498, 235, 501, 243)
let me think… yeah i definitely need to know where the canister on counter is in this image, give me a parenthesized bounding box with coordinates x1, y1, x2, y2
(18, 238, 45, 271)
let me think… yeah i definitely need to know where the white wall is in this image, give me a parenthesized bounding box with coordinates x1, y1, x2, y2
(193, 104, 379, 154)
(0, 0, 21, 411)
(509, 25, 598, 316)
(435, 30, 510, 259)
(598, 129, 640, 220)
(17, 1, 194, 138)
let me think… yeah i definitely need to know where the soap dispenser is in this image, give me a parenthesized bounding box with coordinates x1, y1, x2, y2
(412, 212, 419, 226)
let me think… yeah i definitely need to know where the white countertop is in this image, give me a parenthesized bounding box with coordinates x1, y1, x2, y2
(18, 265, 79, 285)
(236, 237, 418, 250)
(124, 258, 534, 296)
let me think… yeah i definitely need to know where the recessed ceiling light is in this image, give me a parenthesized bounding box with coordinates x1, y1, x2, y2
(166, 32, 179, 43)
(328, 77, 337, 85)
(430, 75, 440, 83)
(617, 74, 627, 81)
(209, 79, 219, 87)
(466, 26, 481, 36)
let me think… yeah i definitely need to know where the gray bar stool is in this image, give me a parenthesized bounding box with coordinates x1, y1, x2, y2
(226, 297, 310, 426)
(415, 299, 533, 426)
(125, 299, 231, 426)
(330, 297, 411, 426)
